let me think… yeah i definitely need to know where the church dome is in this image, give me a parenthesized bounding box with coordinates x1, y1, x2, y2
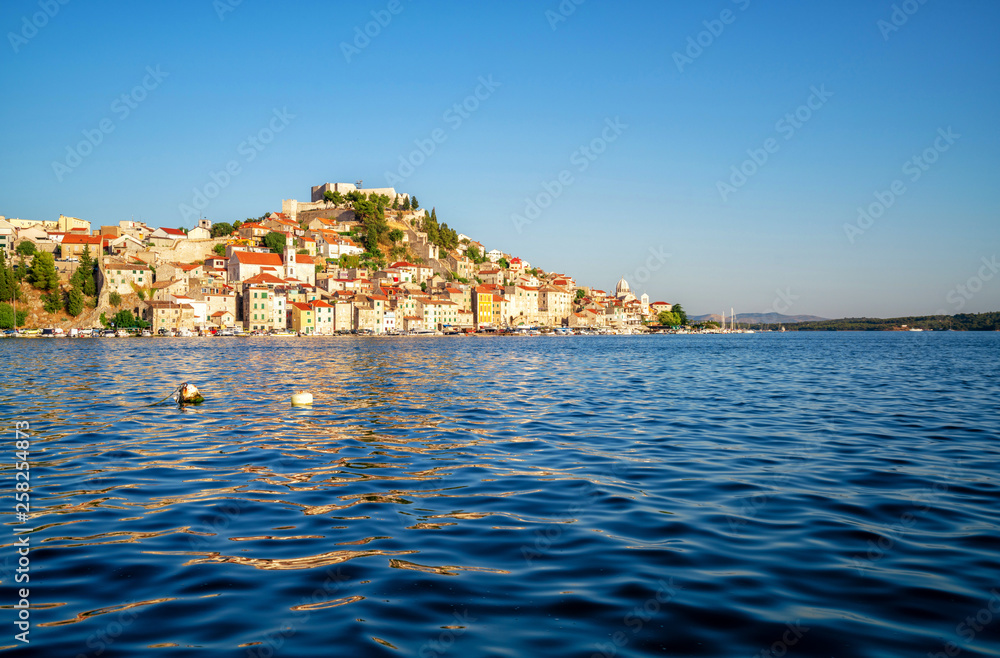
(616, 277, 630, 295)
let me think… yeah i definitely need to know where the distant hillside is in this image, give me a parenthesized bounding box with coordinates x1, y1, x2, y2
(785, 312, 1000, 331)
(691, 312, 828, 325)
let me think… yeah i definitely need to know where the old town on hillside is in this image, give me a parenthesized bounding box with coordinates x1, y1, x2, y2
(0, 183, 681, 335)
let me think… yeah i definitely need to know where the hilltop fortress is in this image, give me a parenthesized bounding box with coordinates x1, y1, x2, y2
(282, 183, 409, 223)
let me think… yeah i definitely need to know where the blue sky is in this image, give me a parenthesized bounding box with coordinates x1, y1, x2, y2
(2, 0, 998, 318)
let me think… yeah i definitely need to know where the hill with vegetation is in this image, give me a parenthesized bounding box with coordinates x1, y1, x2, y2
(785, 312, 1000, 331)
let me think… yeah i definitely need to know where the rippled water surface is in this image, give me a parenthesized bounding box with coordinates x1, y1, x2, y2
(2, 333, 999, 657)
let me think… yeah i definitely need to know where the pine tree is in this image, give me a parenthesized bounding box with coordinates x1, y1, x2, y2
(29, 252, 59, 291)
(410, 196, 419, 210)
(42, 290, 62, 313)
(78, 245, 96, 296)
(66, 286, 84, 316)
(0, 250, 13, 303)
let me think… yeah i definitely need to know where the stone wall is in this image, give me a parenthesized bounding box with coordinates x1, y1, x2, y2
(147, 238, 225, 265)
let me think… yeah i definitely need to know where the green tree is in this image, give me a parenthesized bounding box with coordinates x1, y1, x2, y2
(575, 289, 586, 300)
(388, 229, 404, 243)
(42, 290, 62, 313)
(15, 256, 28, 281)
(263, 232, 286, 254)
(339, 254, 361, 269)
(410, 196, 419, 210)
(213, 243, 227, 257)
(466, 245, 485, 263)
(232, 220, 243, 231)
(324, 189, 336, 205)
(658, 310, 680, 327)
(112, 309, 147, 328)
(29, 252, 59, 291)
(0, 250, 17, 303)
(672, 303, 687, 326)
(0, 303, 15, 329)
(210, 222, 234, 238)
(401, 196, 411, 211)
(66, 286, 84, 316)
(364, 227, 380, 254)
(109, 291, 122, 307)
(16, 241, 36, 257)
(498, 258, 510, 270)
(78, 245, 96, 296)
(0, 304, 27, 328)
(100, 312, 108, 327)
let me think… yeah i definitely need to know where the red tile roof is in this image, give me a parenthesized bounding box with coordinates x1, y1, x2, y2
(159, 227, 186, 236)
(243, 273, 286, 285)
(234, 251, 282, 266)
(61, 234, 102, 245)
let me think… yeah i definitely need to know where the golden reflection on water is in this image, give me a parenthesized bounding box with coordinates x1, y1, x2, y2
(39, 597, 178, 628)
(290, 595, 365, 612)
(155, 548, 422, 571)
(387, 559, 510, 576)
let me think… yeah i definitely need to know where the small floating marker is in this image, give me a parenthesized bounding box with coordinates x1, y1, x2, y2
(176, 382, 204, 405)
(291, 391, 313, 406)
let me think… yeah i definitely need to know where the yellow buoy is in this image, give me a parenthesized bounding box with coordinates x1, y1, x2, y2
(291, 391, 313, 406)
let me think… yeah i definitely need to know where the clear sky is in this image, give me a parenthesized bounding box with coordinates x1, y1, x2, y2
(2, 0, 998, 318)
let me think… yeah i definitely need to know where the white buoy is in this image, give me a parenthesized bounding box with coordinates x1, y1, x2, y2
(291, 391, 313, 406)
(176, 382, 204, 404)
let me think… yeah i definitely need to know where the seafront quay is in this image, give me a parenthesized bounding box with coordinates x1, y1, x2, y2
(1, 186, 682, 335)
